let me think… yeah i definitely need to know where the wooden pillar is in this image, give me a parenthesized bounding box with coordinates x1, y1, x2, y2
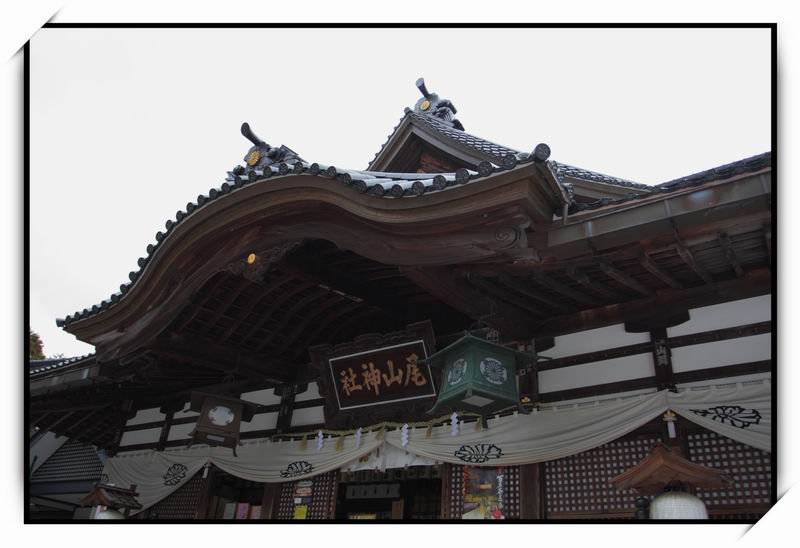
(194, 464, 215, 519)
(275, 384, 297, 433)
(519, 463, 545, 519)
(261, 482, 282, 519)
(650, 327, 676, 391)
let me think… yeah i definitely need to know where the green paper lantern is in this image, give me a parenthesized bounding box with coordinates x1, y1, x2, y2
(423, 333, 533, 416)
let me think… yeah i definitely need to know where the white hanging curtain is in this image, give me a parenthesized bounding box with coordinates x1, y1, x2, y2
(384, 390, 670, 466)
(666, 381, 771, 452)
(102, 382, 770, 514)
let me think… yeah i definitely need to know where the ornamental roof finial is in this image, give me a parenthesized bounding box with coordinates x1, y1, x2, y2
(413, 77, 464, 131)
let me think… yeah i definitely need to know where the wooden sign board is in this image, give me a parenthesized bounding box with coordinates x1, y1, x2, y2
(310, 321, 439, 428)
(329, 339, 436, 410)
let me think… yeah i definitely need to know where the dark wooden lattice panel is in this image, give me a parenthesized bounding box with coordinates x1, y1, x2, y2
(503, 465, 521, 519)
(146, 472, 205, 519)
(308, 471, 338, 519)
(274, 472, 338, 520)
(686, 429, 772, 518)
(544, 433, 662, 518)
(441, 463, 464, 518)
(275, 481, 297, 520)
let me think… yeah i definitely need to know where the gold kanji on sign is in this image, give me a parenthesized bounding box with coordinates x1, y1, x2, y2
(361, 362, 382, 396)
(339, 367, 363, 396)
(404, 353, 428, 387)
(382, 360, 404, 387)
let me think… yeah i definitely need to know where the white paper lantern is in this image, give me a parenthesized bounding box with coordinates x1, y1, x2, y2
(649, 491, 709, 519)
(94, 508, 125, 520)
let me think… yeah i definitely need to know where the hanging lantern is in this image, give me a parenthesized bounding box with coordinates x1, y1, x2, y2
(649, 489, 709, 519)
(422, 332, 533, 417)
(187, 391, 256, 456)
(611, 443, 733, 520)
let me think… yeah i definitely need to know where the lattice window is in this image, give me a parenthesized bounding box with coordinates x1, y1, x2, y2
(274, 471, 339, 520)
(146, 472, 205, 519)
(544, 434, 662, 518)
(441, 463, 464, 518)
(686, 429, 771, 517)
(275, 481, 296, 520)
(503, 465, 521, 519)
(308, 471, 338, 519)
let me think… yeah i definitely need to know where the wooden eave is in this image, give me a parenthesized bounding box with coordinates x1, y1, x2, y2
(61, 165, 564, 361)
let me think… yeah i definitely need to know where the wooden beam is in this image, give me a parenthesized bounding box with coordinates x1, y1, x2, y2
(216, 273, 295, 344)
(289, 300, 369, 361)
(598, 260, 654, 297)
(403, 267, 540, 339)
(719, 232, 744, 278)
(639, 253, 683, 289)
(674, 238, 713, 284)
(532, 267, 771, 338)
(273, 293, 347, 354)
(254, 287, 329, 352)
(650, 327, 675, 391)
(671, 360, 772, 384)
(172, 274, 229, 333)
(150, 334, 292, 383)
(198, 277, 250, 336)
(496, 274, 572, 313)
(468, 274, 548, 316)
(565, 266, 624, 301)
(528, 270, 602, 307)
(237, 280, 314, 347)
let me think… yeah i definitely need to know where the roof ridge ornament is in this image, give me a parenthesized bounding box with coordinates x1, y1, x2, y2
(239, 122, 303, 173)
(413, 77, 464, 131)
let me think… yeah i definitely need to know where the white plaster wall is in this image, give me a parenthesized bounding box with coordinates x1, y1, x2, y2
(125, 407, 165, 426)
(295, 382, 321, 402)
(670, 333, 771, 373)
(173, 403, 198, 419)
(538, 353, 655, 394)
(240, 388, 282, 406)
(167, 422, 195, 442)
(667, 294, 772, 337)
(119, 427, 161, 447)
(241, 412, 278, 432)
(544, 324, 650, 359)
(290, 406, 325, 427)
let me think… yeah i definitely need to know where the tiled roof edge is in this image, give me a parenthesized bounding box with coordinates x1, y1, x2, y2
(56, 151, 549, 330)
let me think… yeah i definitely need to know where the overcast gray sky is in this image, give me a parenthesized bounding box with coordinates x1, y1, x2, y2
(30, 27, 771, 358)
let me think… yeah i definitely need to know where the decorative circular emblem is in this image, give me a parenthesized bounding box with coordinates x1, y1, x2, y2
(690, 406, 762, 429)
(420, 99, 431, 111)
(479, 358, 507, 385)
(454, 443, 503, 464)
(447, 358, 467, 386)
(163, 463, 188, 486)
(280, 461, 313, 478)
(246, 252, 257, 265)
(246, 150, 261, 166)
(207, 405, 235, 427)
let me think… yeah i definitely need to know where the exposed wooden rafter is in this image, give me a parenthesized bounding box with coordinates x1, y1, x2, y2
(403, 267, 539, 339)
(496, 274, 572, 313)
(672, 228, 713, 285)
(639, 253, 683, 289)
(528, 270, 602, 308)
(150, 334, 292, 383)
(565, 266, 625, 302)
(467, 274, 548, 316)
(598, 260, 654, 297)
(718, 232, 745, 278)
(215, 273, 295, 344)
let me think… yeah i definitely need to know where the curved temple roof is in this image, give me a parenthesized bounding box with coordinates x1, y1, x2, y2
(54, 78, 772, 334)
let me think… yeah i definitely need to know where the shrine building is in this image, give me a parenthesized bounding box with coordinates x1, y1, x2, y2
(28, 78, 773, 521)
